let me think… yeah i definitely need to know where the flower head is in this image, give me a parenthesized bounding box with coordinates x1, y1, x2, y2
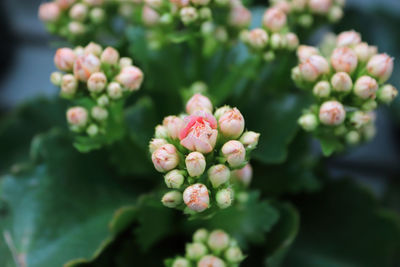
(183, 183, 210, 212)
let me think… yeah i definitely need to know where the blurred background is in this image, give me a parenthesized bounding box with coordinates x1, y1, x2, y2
(0, 0, 400, 203)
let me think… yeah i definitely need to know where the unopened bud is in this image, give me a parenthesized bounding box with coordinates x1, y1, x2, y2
(116, 66, 144, 91)
(336, 30, 361, 47)
(186, 242, 208, 260)
(101, 47, 120, 65)
(171, 257, 190, 267)
(319, 101, 346, 126)
(38, 2, 61, 22)
(286, 33, 299, 50)
(297, 45, 319, 62)
(292, 0, 307, 11)
(68, 21, 86, 35)
(61, 74, 78, 97)
(298, 14, 313, 27)
(350, 111, 371, 129)
(262, 7, 287, 32)
(185, 152, 206, 177)
(198, 255, 226, 267)
(186, 94, 213, 114)
(152, 144, 180, 172)
(299, 55, 329, 82)
(263, 51, 275, 62)
(270, 33, 287, 50)
(183, 183, 210, 212)
(162, 191, 183, 208)
(163, 116, 185, 139)
(97, 95, 109, 107)
(193, 228, 209, 243)
(229, 4, 251, 28)
(180, 7, 198, 24)
(119, 57, 133, 68)
(354, 42, 372, 62)
(298, 113, 318, 131)
(367, 54, 394, 83)
(239, 131, 260, 150)
(346, 131, 360, 145)
(331, 47, 358, 73)
(215, 27, 228, 43)
(221, 140, 246, 168)
(218, 107, 245, 138)
(313, 81, 331, 97)
(328, 6, 343, 22)
(191, 81, 208, 93)
(231, 164, 252, 187)
(142, 6, 160, 26)
(331, 72, 353, 92)
(208, 164, 230, 188)
(90, 7, 105, 23)
(146, 0, 163, 8)
(54, 48, 76, 72)
(149, 138, 168, 153)
(69, 3, 88, 21)
(50, 72, 63, 86)
(165, 170, 185, 189)
(91, 106, 108, 121)
(74, 46, 85, 56)
(74, 54, 101, 82)
(225, 247, 244, 263)
(247, 28, 269, 50)
(309, 0, 332, 14)
(107, 82, 123, 99)
(155, 125, 169, 139)
(378, 84, 398, 104)
(67, 107, 88, 127)
(86, 124, 99, 136)
(208, 230, 229, 252)
(216, 189, 233, 209)
(291, 66, 301, 81)
(198, 7, 212, 20)
(87, 72, 107, 93)
(354, 76, 378, 99)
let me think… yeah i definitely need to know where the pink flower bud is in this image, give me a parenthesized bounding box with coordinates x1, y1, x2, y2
(142, 6, 160, 26)
(336, 30, 361, 47)
(247, 28, 269, 49)
(179, 114, 218, 154)
(61, 74, 78, 97)
(152, 144, 180, 172)
(378, 84, 398, 104)
(331, 72, 353, 92)
(119, 57, 133, 68)
(354, 42, 372, 62)
(116, 66, 144, 91)
(262, 7, 287, 32)
(319, 100, 346, 126)
(198, 255, 226, 267)
(286, 33, 299, 50)
(218, 107, 245, 138)
(84, 42, 103, 57)
(73, 54, 101, 82)
(297, 45, 319, 62)
(229, 4, 251, 28)
(354, 76, 378, 99)
(163, 116, 185, 139)
(186, 94, 213, 114)
(274, 1, 291, 13)
(239, 131, 260, 150)
(328, 6, 343, 22)
(183, 183, 210, 212)
(69, 3, 88, 21)
(208, 164, 230, 188)
(299, 55, 330, 82)
(367, 54, 394, 83)
(107, 82, 123, 99)
(165, 170, 185, 189)
(185, 152, 206, 177)
(149, 138, 168, 153)
(231, 163, 252, 187)
(38, 2, 61, 22)
(87, 72, 107, 93)
(308, 0, 332, 14)
(56, 0, 76, 10)
(221, 140, 246, 168)
(54, 48, 76, 72)
(155, 125, 168, 139)
(101, 47, 120, 65)
(313, 81, 331, 98)
(208, 230, 229, 251)
(162, 191, 183, 208)
(68, 21, 86, 35)
(180, 7, 198, 24)
(67, 107, 88, 127)
(331, 47, 358, 73)
(216, 188, 233, 209)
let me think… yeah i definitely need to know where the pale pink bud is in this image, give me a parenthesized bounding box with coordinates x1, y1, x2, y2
(308, 0, 332, 14)
(186, 94, 213, 114)
(367, 54, 394, 83)
(73, 54, 101, 82)
(163, 116, 185, 139)
(61, 74, 78, 96)
(336, 30, 361, 47)
(69, 3, 88, 21)
(319, 100, 346, 126)
(50, 72, 63, 86)
(107, 82, 123, 99)
(180, 7, 198, 24)
(67, 107, 88, 127)
(229, 5, 252, 28)
(83, 0, 104, 6)
(299, 55, 330, 82)
(74, 46, 85, 56)
(286, 33, 299, 50)
(165, 170, 185, 189)
(90, 7, 105, 23)
(225, 246, 244, 263)
(149, 138, 168, 153)
(198, 255, 226, 267)
(292, 0, 307, 10)
(354, 76, 378, 99)
(354, 42, 372, 62)
(331, 72, 353, 92)
(193, 229, 209, 243)
(151, 144, 180, 172)
(84, 42, 103, 57)
(172, 257, 191, 267)
(208, 164, 230, 188)
(146, 0, 163, 8)
(185, 152, 206, 177)
(91, 106, 108, 121)
(247, 28, 269, 49)
(68, 21, 86, 35)
(263, 7, 287, 32)
(231, 164, 252, 187)
(350, 111, 371, 129)
(183, 183, 210, 212)
(155, 125, 169, 139)
(378, 84, 398, 104)
(297, 45, 319, 62)
(38, 3, 61, 22)
(216, 188, 233, 209)
(116, 66, 144, 91)
(186, 242, 208, 260)
(191, 0, 211, 6)
(101, 47, 120, 65)
(298, 113, 318, 131)
(162, 191, 183, 208)
(270, 33, 287, 50)
(119, 57, 133, 68)
(142, 6, 160, 26)
(328, 5, 343, 22)
(274, 1, 291, 13)
(313, 81, 331, 98)
(221, 140, 246, 168)
(239, 131, 260, 150)
(218, 107, 245, 138)
(54, 48, 76, 72)
(214, 105, 231, 120)
(56, 0, 76, 10)
(87, 72, 107, 93)
(208, 230, 229, 251)
(331, 47, 358, 73)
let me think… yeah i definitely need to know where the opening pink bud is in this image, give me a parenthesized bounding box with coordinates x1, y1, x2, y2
(87, 72, 107, 93)
(186, 94, 213, 115)
(38, 2, 61, 22)
(208, 230, 230, 251)
(198, 255, 226, 267)
(262, 7, 287, 32)
(229, 4, 251, 28)
(101, 47, 120, 65)
(367, 54, 394, 83)
(116, 66, 144, 91)
(54, 48, 76, 72)
(73, 54, 101, 82)
(221, 140, 246, 168)
(274, 1, 291, 13)
(299, 55, 329, 82)
(297, 45, 319, 62)
(69, 3, 88, 21)
(336, 30, 362, 47)
(231, 163, 252, 187)
(208, 164, 230, 188)
(218, 107, 245, 138)
(185, 152, 206, 177)
(247, 29, 269, 50)
(149, 138, 168, 153)
(61, 74, 78, 96)
(319, 100, 346, 126)
(308, 0, 332, 14)
(331, 47, 358, 73)
(67, 107, 88, 127)
(354, 76, 378, 99)
(331, 72, 353, 92)
(142, 6, 161, 26)
(183, 183, 210, 212)
(151, 144, 180, 173)
(163, 116, 185, 139)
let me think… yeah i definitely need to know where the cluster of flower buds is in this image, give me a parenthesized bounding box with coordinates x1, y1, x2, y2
(166, 229, 245, 267)
(293, 30, 397, 149)
(241, 7, 299, 61)
(50, 42, 144, 138)
(270, 0, 345, 28)
(38, 0, 113, 42)
(150, 92, 259, 213)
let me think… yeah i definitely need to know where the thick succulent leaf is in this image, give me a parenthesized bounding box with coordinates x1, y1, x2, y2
(285, 179, 400, 267)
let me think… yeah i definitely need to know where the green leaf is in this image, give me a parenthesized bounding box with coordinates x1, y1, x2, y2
(285, 179, 400, 267)
(319, 136, 344, 157)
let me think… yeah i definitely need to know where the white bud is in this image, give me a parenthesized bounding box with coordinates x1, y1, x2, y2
(107, 82, 123, 99)
(185, 152, 206, 177)
(162, 191, 183, 208)
(239, 131, 260, 150)
(119, 57, 133, 68)
(97, 95, 109, 107)
(172, 257, 191, 267)
(193, 228, 209, 243)
(378, 84, 398, 104)
(155, 125, 169, 139)
(180, 7, 198, 24)
(91, 106, 108, 121)
(313, 81, 331, 98)
(299, 55, 330, 82)
(68, 21, 86, 35)
(225, 247, 244, 263)
(336, 30, 361, 47)
(69, 3, 88, 21)
(101, 47, 120, 65)
(90, 7, 105, 23)
(262, 7, 287, 32)
(331, 47, 358, 73)
(298, 113, 318, 131)
(87, 72, 107, 93)
(67, 107, 88, 127)
(221, 140, 246, 168)
(86, 124, 99, 136)
(165, 170, 185, 189)
(216, 189, 233, 209)
(354, 76, 378, 99)
(247, 28, 269, 50)
(346, 131, 360, 145)
(50, 72, 63, 86)
(186, 242, 208, 260)
(61, 74, 78, 97)
(331, 72, 353, 92)
(309, 0, 332, 14)
(149, 138, 168, 153)
(354, 42, 372, 62)
(286, 33, 299, 50)
(208, 230, 230, 252)
(319, 101, 346, 126)
(208, 164, 230, 188)
(183, 183, 210, 212)
(350, 111, 371, 129)
(367, 53, 394, 83)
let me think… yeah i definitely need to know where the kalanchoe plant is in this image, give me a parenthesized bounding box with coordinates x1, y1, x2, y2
(293, 30, 397, 155)
(51, 42, 144, 151)
(150, 93, 259, 215)
(165, 229, 245, 267)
